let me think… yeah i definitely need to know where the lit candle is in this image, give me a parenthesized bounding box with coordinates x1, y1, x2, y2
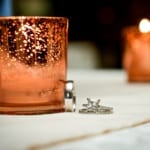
(122, 18, 150, 82)
(139, 18, 150, 33)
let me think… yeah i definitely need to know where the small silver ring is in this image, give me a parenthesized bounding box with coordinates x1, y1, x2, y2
(65, 80, 76, 112)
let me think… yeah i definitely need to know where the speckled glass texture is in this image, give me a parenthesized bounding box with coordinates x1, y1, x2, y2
(0, 16, 68, 114)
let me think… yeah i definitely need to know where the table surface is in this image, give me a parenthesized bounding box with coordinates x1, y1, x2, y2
(0, 69, 150, 150)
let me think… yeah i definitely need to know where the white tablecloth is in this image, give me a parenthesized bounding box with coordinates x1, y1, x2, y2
(0, 69, 150, 150)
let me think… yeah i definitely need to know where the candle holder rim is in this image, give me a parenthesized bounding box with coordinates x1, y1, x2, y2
(0, 16, 68, 20)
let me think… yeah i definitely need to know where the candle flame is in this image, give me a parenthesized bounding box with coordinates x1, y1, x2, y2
(139, 18, 150, 33)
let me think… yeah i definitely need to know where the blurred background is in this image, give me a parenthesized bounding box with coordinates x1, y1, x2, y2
(1, 0, 150, 69)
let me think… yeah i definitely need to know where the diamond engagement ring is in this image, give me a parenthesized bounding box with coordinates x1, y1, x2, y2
(79, 98, 113, 114)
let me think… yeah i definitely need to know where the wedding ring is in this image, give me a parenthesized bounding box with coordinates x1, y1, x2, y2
(79, 98, 113, 114)
(65, 80, 76, 112)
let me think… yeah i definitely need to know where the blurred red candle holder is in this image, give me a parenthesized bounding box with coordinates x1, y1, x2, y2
(122, 18, 150, 82)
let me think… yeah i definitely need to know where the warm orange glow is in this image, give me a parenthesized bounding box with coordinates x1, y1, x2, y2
(139, 18, 150, 33)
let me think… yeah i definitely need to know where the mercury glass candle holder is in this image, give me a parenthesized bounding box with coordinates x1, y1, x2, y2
(122, 19, 150, 82)
(0, 16, 68, 114)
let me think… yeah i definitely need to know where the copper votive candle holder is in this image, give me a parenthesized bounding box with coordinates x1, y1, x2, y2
(0, 16, 69, 114)
(122, 18, 150, 82)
